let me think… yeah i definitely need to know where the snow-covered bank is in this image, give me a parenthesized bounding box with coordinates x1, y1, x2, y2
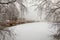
(0, 22, 59, 40)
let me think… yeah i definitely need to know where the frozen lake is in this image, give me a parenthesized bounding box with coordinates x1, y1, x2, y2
(0, 22, 59, 40)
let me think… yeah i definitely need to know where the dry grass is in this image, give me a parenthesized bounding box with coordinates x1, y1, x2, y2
(0, 19, 34, 30)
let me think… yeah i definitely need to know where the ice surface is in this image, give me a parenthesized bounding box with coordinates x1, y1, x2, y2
(3, 22, 57, 40)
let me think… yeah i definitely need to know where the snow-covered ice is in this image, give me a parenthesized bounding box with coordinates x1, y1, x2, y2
(0, 22, 58, 40)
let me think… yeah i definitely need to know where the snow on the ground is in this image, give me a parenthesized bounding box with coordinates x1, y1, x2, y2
(4, 22, 58, 40)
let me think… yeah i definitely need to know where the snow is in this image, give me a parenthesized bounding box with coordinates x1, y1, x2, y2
(5, 22, 57, 40)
